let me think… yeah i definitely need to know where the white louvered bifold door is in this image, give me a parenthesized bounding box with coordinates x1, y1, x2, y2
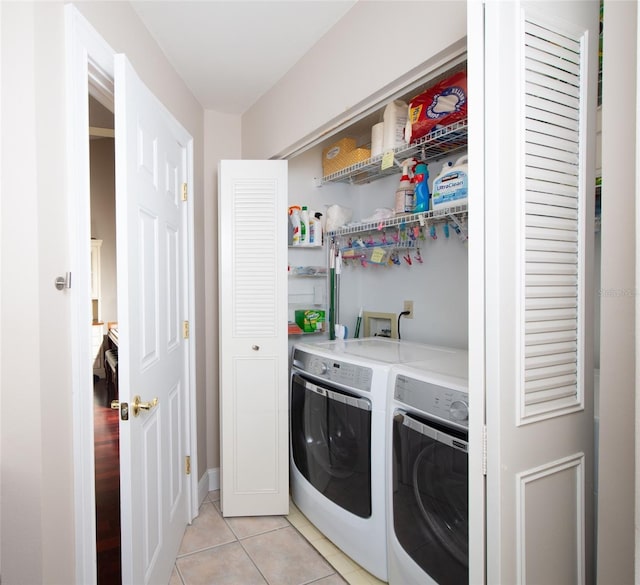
(480, 2, 597, 584)
(522, 18, 584, 422)
(218, 160, 289, 517)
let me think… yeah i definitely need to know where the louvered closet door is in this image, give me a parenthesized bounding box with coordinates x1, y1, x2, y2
(218, 160, 289, 516)
(478, 2, 598, 583)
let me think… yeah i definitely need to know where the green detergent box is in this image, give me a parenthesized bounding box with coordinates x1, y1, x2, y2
(295, 309, 325, 333)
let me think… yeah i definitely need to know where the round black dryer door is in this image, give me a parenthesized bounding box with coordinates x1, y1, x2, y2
(291, 373, 372, 518)
(392, 410, 468, 585)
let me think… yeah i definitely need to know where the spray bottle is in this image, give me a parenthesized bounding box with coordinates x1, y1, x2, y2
(394, 159, 416, 215)
(413, 162, 430, 212)
(309, 212, 323, 246)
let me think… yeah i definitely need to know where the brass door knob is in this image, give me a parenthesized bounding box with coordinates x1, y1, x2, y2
(132, 395, 158, 417)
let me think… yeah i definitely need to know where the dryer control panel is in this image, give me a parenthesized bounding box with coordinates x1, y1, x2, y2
(292, 348, 373, 392)
(394, 374, 469, 428)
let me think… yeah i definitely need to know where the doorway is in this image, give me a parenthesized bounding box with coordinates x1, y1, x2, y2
(67, 8, 198, 581)
(89, 95, 120, 583)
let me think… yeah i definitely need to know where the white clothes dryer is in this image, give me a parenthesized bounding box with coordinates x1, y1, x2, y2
(386, 352, 469, 585)
(290, 338, 460, 581)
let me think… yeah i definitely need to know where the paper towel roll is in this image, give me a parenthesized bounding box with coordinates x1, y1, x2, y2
(382, 100, 408, 152)
(371, 122, 384, 157)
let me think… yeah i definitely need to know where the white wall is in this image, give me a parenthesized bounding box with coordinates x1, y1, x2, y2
(242, 1, 466, 160)
(0, 2, 208, 582)
(203, 110, 242, 476)
(288, 147, 469, 348)
(1, 3, 53, 582)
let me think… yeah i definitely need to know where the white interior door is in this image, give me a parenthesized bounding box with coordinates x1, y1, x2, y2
(114, 54, 192, 585)
(476, 2, 598, 582)
(218, 159, 289, 517)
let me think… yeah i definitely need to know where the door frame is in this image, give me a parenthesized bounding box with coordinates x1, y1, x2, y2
(466, 2, 487, 583)
(64, 6, 198, 583)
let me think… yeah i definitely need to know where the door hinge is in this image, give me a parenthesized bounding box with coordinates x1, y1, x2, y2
(181, 183, 188, 201)
(482, 424, 487, 476)
(185, 455, 191, 475)
(183, 320, 190, 339)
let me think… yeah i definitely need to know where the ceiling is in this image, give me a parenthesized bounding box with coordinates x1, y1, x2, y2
(130, 1, 358, 115)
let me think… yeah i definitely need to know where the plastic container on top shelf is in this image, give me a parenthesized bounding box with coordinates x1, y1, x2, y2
(382, 100, 409, 152)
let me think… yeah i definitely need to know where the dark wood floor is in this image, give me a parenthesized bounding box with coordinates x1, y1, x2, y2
(94, 378, 121, 585)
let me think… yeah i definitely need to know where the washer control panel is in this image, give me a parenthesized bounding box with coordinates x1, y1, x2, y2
(394, 373, 468, 428)
(292, 348, 373, 392)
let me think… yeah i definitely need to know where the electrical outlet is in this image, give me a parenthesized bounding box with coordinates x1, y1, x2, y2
(403, 300, 414, 319)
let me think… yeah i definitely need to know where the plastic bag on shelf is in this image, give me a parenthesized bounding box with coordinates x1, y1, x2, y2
(326, 204, 353, 232)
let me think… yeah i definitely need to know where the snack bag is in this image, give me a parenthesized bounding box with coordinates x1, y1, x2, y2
(407, 71, 467, 143)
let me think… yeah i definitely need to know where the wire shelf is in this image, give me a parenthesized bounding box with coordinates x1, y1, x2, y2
(320, 119, 468, 186)
(327, 204, 468, 237)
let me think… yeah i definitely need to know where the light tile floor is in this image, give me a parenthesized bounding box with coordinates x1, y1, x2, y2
(169, 491, 386, 585)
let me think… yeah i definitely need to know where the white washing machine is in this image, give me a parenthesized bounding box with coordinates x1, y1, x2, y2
(387, 351, 469, 585)
(290, 338, 460, 581)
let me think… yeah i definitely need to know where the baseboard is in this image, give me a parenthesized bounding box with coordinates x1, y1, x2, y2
(198, 467, 220, 505)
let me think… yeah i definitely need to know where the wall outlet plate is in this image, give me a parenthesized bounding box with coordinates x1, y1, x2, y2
(403, 300, 414, 319)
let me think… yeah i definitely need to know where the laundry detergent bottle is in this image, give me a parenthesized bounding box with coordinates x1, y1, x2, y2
(413, 162, 430, 212)
(432, 155, 468, 210)
(289, 205, 302, 245)
(300, 206, 309, 244)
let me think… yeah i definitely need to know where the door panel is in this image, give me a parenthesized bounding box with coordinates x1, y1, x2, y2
(114, 54, 192, 585)
(517, 454, 584, 584)
(218, 159, 289, 517)
(234, 357, 279, 492)
(474, 2, 598, 583)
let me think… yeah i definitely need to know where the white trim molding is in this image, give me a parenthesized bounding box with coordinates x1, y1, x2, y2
(516, 453, 586, 584)
(65, 7, 116, 584)
(199, 467, 220, 505)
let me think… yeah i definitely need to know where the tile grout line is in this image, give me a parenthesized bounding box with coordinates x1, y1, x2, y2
(176, 493, 355, 585)
(219, 505, 296, 585)
(195, 494, 337, 585)
(174, 501, 236, 561)
(287, 506, 386, 584)
(230, 516, 341, 585)
(173, 560, 186, 585)
(286, 518, 349, 584)
(233, 524, 286, 585)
